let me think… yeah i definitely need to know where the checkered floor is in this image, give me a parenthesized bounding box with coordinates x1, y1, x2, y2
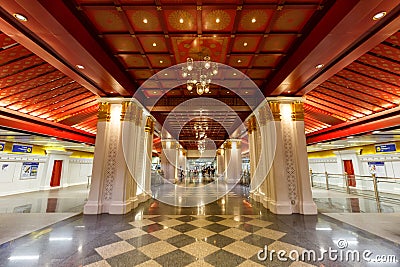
(86, 214, 314, 267)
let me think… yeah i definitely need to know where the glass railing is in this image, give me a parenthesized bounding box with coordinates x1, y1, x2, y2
(309, 170, 400, 212)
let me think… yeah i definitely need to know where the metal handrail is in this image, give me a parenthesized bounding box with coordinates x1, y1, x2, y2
(310, 171, 400, 212)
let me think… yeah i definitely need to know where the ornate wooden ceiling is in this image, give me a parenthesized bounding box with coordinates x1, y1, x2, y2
(0, 0, 398, 147)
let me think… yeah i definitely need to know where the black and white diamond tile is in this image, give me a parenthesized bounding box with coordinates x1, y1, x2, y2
(86, 215, 316, 267)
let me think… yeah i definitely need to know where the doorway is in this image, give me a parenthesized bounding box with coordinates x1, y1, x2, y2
(50, 160, 63, 187)
(343, 160, 356, 187)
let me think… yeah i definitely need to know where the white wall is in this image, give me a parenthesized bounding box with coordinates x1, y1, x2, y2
(0, 152, 93, 197)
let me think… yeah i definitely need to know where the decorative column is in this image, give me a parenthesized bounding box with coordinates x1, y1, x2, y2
(143, 117, 154, 199)
(161, 140, 179, 183)
(216, 148, 225, 175)
(254, 98, 317, 215)
(224, 140, 242, 184)
(84, 99, 147, 215)
(178, 148, 187, 174)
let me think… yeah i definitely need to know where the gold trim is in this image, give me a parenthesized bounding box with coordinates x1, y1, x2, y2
(291, 101, 304, 121)
(224, 141, 232, 149)
(145, 116, 154, 133)
(268, 101, 281, 121)
(98, 102, 111, 122)
(247, 115, 257, 133)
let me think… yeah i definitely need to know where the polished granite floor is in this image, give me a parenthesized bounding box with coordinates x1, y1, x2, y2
(1, 185, 400, 267)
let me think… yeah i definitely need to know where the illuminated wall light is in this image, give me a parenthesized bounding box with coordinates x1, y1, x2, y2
(373, 11, 386, 20)
(280, 104, 292, 121)
(13, 13, 28, 22)
(110, 104, 122, 124)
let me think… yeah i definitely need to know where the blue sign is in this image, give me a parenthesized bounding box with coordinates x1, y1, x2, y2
(12, 144, 33, 153)
(375, 143, 396, 153)
(0, 142, 4, 152)
(21, 162, 39, 179)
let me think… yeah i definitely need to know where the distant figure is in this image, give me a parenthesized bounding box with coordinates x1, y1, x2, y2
(179, 169, 184, 183)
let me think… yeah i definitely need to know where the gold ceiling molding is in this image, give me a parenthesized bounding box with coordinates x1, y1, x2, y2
(291, 101, 304, 121)
(98, 102, 111, 122)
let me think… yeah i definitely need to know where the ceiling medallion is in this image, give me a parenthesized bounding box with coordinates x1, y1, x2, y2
(181, 55, 218, 95)
(205, 10, 230, 30)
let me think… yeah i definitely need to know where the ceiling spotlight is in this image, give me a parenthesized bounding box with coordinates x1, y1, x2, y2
(233, 73, 237, 76)
(372, 130, 381, 134)
(153, 91, 157, 94)
(237, 59, 242, 63)
(179, 18, 184, 23)
(159, 60, 163, 63)
(216, 18, 220, 23)
(287, 90, 291, 93)
(373, 11, 386, 20)
(152, 42, 157, 47)
(143, 18, 148, 24)
(76, 64, 85, 69)
(243, 42, 248, 47)
(315, 64, 324, 69)
(251, 18, 256, 23)
(13, 13, 27, 22)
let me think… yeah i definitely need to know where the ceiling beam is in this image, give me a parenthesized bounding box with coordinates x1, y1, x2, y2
(0, 107, 96, 144)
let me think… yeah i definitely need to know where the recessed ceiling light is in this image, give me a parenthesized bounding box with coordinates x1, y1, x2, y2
(315, 64, 324, 69)
(13, 13, 27, 22)
(76, 64, 85, 69)
(347, 136, 354, 139)
(216, 18, 220, 23)
(245, 91, 248, 94)
(143, 18, 148, 24)
(287, 90, 291, 93)
(373, 11, 386, 20)
(164, 73, 168, 76)
(233, 73, 237, 76)
(243, 42, 248, 47)
(251, 18, 256, 23)
(152, 42, 157, 47)
(372, 130, 381, 134)
(237, 59, 242, 63)
(179, 18, 184, 24)
(159, 60, 163, 63)
(226, 91, 230, 94)
(153, 91, 157, 94)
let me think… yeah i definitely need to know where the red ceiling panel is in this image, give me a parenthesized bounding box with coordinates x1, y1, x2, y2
(252, 54, 283, 67)
(0, 64, 55, 89)
(147, 54, 173, 68)
(0, 45, 31, 65)
(125, 8, 163, 33)
(117, 54, 148, 68)
(171, 36, 229, 63)
(245, 69, 271, 79)
(129, 69, 154, 80)
(102, 35, 140, 53)
(163, 9, 197, 33)
(347, 62, 399, 86)
(307, 92, 367, 117)
(0, 55, 44, 79)
(371, 43, 400, 63)
(358, 54, 400, 75)
(0, 72, 66, 101)
(58, 105, 98, 126)
(137, 35, 169, 53)
(44, 97, 98, 120)
(338, 69, 400, 99)
(260, 34, 298, 53)
(231, 36, 262, 53)
(83, 8, 128, 33)
(228, 55, 253, 68)
(202, 8, 236, 33)
(270, 7, 315, 32)
(328, 75, 399, 107)
(305, 97, 356, 121)
(26, 91, 93, 116)
(0, 32, 16, 47)
(0, 76, 72, 104)
(237, 8, 274, 32)
(6, 84, 85, 111)
(319, 83, 385, 112)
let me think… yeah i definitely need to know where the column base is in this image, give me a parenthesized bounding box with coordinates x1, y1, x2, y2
(109, 200, 133, 214)
(265, 199, 293, 215)
(299, 201, 318, 215)
(84, 201, 104, 214)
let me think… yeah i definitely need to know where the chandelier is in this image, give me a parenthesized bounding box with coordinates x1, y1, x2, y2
(181, 56, 218, 95)
(193, 110, 208, 153)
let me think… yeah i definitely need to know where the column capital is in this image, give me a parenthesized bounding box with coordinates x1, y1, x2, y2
(247, 115, 257, 133)
(121, 101, 135, 121)
(291, 101, 304, 121)
(98, 102, 111, 122)
(267, 101, 281, 121)
(145, 116, 155, 133)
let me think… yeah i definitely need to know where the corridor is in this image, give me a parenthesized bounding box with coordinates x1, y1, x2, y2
(1, 185, 400, 267)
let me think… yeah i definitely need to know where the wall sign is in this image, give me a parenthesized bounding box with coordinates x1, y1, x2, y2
(12, 144, 32, 153)
(0, 142, 4, 151)
(375, 143, 396, 153)
(368, 162, 385, 177)
(20, 162, 39, 179)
